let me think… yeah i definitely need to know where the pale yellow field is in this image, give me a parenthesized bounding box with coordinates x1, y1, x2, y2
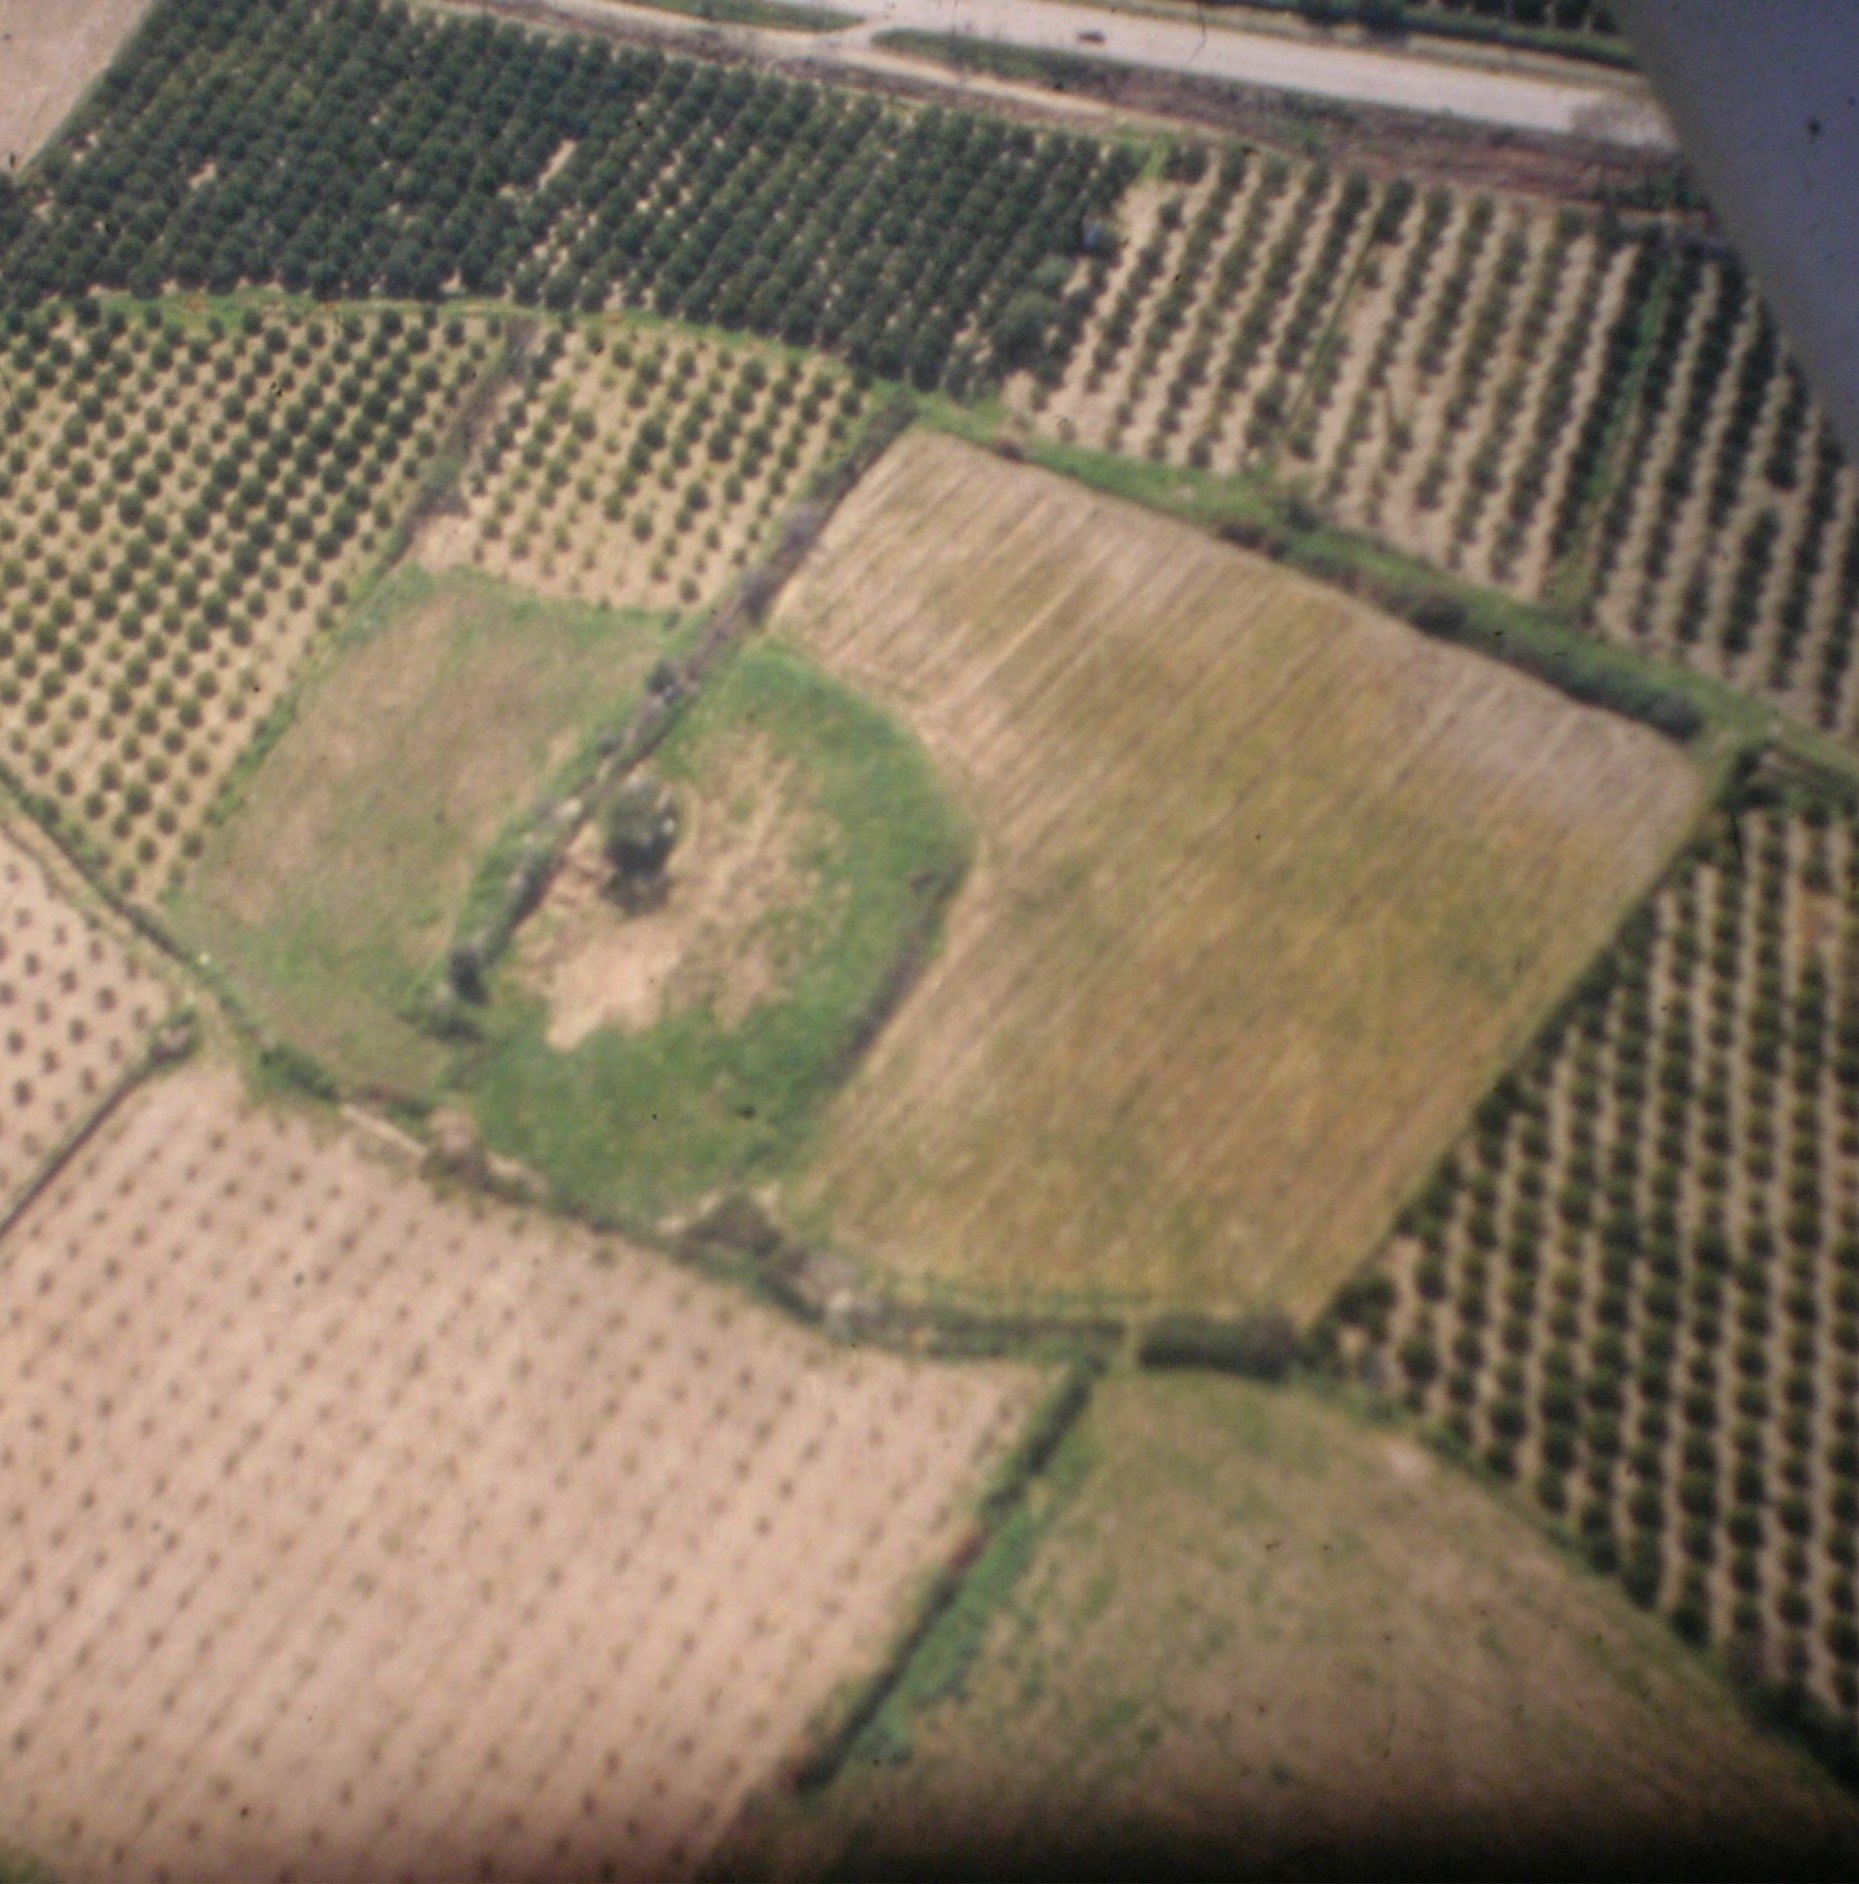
(777, 432, 1704, 1314)
(0, 1059, 1036, 1883)
(0, 818, 165, 1215)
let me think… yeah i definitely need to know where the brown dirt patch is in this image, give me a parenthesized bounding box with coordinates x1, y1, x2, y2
(520, 735, 824, 1048)
(0, 1057, 1036, 1883)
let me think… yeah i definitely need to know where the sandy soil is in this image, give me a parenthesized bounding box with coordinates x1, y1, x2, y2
(520, 737, 823, 1048)
(0, 0, 152, 167)
(420, 325, 848, 617)
(0, 1059, 1035, 1883)
(0, 820, 165, 1215)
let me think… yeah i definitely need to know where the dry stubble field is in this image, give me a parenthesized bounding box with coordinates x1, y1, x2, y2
(776, 431, 1704, 1315)
(0, 1059, 1037, 1884)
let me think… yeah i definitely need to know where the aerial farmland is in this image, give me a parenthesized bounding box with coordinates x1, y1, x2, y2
(2, 0, 1859, 1878)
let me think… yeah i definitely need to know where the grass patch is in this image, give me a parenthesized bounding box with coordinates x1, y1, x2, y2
(623, 0, 859, 29)
(720, 1372, 1859, 1880)
(171, 565, 679, 1096)
(463, 638, 969, 1225)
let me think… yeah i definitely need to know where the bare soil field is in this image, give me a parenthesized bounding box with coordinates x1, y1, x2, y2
(0, 1057, 1036, 1883)
(520, 732, 826, 1049)
(721, 1373, 1859, 1879)
(0, 0, 151, 167)
(0, 815, 166, 1216)
(776, 431, 1703, 1315)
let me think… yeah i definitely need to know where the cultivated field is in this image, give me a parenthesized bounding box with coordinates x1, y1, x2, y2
(0, 817, 166, 1215)
(0, 1058, 1037, 1884)
(420, 322, 856, 614)
(171, 565, 679, 1096)
(470, 639, 966, 1227)
(4, 0, 1132, 392)
(776, 431, 1703, 1313)
(1017, 153, 1859, 743)
(722, 1372, 1859, 1879)
(0, 0, 152, 166)
(1334, 789, 1859, 1745)
(0, 302, 483, 893)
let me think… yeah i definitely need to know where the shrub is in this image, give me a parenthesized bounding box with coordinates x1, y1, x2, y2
(1138, 1310, 1300, 1380)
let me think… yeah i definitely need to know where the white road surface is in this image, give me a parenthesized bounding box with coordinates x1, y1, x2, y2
(799, 0, 1675, 146)
(457, 0, 1674, 149)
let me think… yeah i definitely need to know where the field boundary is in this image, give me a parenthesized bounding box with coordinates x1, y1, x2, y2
(926, 399, 1806, 773)
(437, 391, 917, 1008)
(781, 1357, 1101, 1796)
(0, 1014, 193, 1255)
(868, 28, 1684, 205)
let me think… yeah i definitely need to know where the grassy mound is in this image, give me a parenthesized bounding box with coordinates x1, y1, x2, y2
(172, 565, 680, 1093)
(465, 638, 968, 1225)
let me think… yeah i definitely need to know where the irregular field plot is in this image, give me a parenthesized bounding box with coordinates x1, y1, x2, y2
(725, 1374, 1859, 1878)
(473, 640, 967, 1225)
(0, 0, 151, 165)
(0, 301, 482, 894)
(778, 432, 1703, 1313)
(171, 565, 679, 1096)
(1338, 797, 1859, 1743)
(420, 322, 859, 614)
(0, 819, 166, 1213)
(0, 1061, 1035, 1884)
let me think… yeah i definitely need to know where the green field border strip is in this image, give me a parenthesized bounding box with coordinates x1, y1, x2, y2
(781, 1356, 1103, 1796)
(1194, 0, 1639, 70)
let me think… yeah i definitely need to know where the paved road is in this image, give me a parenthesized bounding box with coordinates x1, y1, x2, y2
(449, 0, 1673, 148)
(793, 0, 1675, 146)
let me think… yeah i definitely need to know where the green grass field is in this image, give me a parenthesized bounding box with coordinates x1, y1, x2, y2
(625, 0, 860, 30)
(466, 638, 968, 1226)
(721, 1374, 1859, 1880)
(172, 566, 680, 1095)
